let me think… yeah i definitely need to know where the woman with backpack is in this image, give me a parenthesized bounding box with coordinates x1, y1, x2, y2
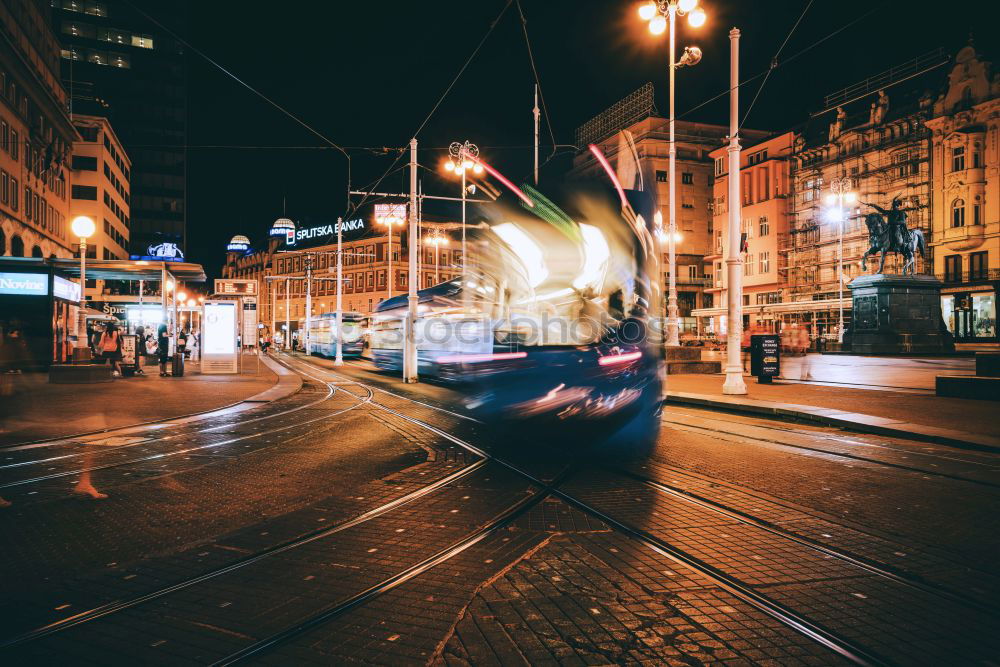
(97, 321, 123, 377)
(157, 323, 171, 377)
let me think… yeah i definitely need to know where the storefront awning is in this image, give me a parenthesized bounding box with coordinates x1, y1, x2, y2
(0, 257, 206, 282)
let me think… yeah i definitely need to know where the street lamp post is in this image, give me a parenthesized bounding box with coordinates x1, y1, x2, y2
(824, 177, 856, 343)
(70, 215, 95, 360)
(444, 140, 483, 278)
(335, 216, 344, 366)
(376, 213, 403, 301)
(424, 232, 449, 285)
(639, 0, 706, 348)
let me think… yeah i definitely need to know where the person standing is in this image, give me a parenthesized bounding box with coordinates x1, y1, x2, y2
(98, 322, 123, 377)
(157, 323, 171, 377)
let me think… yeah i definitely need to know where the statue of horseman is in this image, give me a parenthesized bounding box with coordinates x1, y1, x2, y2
(859, 197, 926, 275)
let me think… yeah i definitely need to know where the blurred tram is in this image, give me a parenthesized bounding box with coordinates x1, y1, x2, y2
(303, 311, 366, 358)
(371, 181, 665, 453)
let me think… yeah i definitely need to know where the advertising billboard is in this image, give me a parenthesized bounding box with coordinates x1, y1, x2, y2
(202, 300, 238, 373)
(0, 272, 48, 296)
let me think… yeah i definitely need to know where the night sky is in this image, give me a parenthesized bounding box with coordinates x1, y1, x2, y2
(180, 0, 986, 278)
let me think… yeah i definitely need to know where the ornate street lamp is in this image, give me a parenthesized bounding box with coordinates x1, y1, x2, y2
(443, 140, 482, 277)
(71, 215, 96, 360)
(638, 0, 706, 347)
(824, 177, 856, 343)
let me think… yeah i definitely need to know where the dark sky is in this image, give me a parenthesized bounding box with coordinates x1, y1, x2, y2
(182, 0, 987, 277)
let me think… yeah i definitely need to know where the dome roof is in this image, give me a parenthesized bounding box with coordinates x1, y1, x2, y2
(230, 234, 250, 245)
(271, 217, 295, 231)
(226, 234, 251, 252)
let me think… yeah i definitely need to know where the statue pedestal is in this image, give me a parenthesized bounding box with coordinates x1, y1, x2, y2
(846, 274, 954, 355)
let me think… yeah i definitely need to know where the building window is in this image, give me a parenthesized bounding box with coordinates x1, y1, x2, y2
(952, 199, 965, 227)
(681, 172, 693, 185)
(973, 203, 981, 226)
(656, 170, 667, 183)
(72, 155, 98, 171)
(944, 255, 962, 282)
(744, 254, 754, 276)
(970, 252, 987, 280)
(714, 157, 726, 177)
(759, 216, 769, 237)
(952, 146, 965, 172)
(760, 251, 770, 273)
(747, 149, 768, 166)
(757, 167, 770, 201)
(131, 34, 154, 49)
(972, 144, 982, 168)
(10, 130, 17, 160)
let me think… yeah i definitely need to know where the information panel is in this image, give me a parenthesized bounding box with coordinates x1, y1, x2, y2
(214, 279, 258, 296)
(241, 296, 258, 347)
(202, 301, 238, 373)
(750, 334, 780, 382)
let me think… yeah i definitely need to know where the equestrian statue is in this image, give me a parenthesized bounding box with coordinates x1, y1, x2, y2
(859, 197, 926, 275)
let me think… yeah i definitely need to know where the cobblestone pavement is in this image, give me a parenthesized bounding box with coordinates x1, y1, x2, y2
(1, 352, 997, 664)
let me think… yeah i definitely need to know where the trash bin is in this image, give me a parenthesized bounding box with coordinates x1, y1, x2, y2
(172, 352, 185, 377)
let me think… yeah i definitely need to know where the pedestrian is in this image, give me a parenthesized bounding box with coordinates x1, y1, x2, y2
(157, 323, 171, 376)
(177, 328, 188, 358)
(97, 321, 123, 377)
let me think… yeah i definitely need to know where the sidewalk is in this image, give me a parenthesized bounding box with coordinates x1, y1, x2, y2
(0, 353, 293, 447)
(664, 373, 1000, 451)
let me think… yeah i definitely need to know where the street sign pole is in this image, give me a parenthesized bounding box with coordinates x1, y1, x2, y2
(335, 217, 344, 366)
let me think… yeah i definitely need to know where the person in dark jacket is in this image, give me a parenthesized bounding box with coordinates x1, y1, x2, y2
(157, 323, 171, 376)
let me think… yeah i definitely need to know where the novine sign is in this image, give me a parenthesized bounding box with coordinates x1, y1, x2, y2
(0, 272, 49, 296)
(291, 218, 366, 246)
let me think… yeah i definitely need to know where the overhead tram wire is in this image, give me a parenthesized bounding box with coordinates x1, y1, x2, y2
(739, 0, 814, 131)
(121, 0, 353, 216)
(350, 0, 516, 217)
(677, 2, 887, 123)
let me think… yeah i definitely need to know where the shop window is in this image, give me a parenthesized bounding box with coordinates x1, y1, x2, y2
(951, 199, 965, 227)
(972, 294, 996, 338)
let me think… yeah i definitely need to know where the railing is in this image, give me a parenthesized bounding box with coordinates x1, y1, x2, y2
(941, 269, 1000, 284)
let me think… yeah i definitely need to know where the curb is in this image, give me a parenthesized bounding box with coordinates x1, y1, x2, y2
(664, 391, 1000, 453)
(0, 355, 303, 450)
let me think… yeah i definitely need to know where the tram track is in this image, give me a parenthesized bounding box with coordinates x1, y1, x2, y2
(660, 409, 1000, 488)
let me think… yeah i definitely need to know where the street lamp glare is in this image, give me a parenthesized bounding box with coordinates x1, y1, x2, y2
(649, 15, 667, 34)
(444, 160, 454, 172)
(678, 0, 698, 12)
(71, 215, 95, 239)
(177, 291, 187, 302)
(824, 193, 837, 206)
(688, 7, 706, 27)
(845, 192, 858, 203)
(472, 163, 483, 174)
(638, 2, 657, 20)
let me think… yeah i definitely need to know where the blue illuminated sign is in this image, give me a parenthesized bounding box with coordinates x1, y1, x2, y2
(0, 272, 49, 296)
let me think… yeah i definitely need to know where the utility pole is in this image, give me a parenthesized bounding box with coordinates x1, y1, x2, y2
(404, 138, 419, 383)
(723, 27, 747, 395)
(335, 217, 344, 366)
(533, 84, 540, 185)
(284, 277, 290, 349)
(304, 254, 312, 355)
(665, 2, 680, 348)
(270, 278, 276, 346)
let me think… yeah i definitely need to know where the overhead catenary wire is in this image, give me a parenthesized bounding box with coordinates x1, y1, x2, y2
(515, 0, 557, 159)
(739, 0, 814, 131)
(678, 2, 886, 123)
(351, 0, 516, 217)
(121, 0, 353, 215)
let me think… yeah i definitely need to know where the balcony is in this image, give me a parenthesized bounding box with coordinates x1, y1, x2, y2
(942, 224, 985, 251)
(941, 269, 1000, 286)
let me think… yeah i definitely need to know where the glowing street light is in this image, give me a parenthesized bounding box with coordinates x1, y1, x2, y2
(70, 215, 95, 358)
(639, 0, 707, 347)
(424, 232, 450, 285)
(444, 140, 481, 277)
(825, 177, 855, 344)
(375, 211, 405, 300)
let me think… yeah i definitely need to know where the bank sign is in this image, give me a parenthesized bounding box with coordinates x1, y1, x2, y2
(288, 218, 366, 247)
(0, 272, 48, 296)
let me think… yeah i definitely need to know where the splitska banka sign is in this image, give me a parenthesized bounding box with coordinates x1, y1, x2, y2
(291, 219, 365, 246)
(0, 272, 48, 296)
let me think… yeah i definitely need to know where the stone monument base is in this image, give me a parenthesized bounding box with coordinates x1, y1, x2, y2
(845, 274, 954, 355)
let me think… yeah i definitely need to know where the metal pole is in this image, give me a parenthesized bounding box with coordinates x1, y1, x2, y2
(404, 137, 419, 383)
(435, 242, 440, 284)
(533, 84, 540, 185)
(271, 279, 276, 346)
(78, 239, 87, 356)
(305, 255, 312, 355)
(838, 192, 845, 344)
(138, 279, 143, 333)
(461, 159, 467, 278)
(665, 4, 680, 348)
(160, 265, 167, 342)
(284, 277, 290, 349)
(335, 216, 344, 366)
(172, 279, 179, 352)
(387, 223, 393, 301)
(723, 27, 747, 395)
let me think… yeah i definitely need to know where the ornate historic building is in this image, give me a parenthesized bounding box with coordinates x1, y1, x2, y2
(926, 44, 999, 348)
